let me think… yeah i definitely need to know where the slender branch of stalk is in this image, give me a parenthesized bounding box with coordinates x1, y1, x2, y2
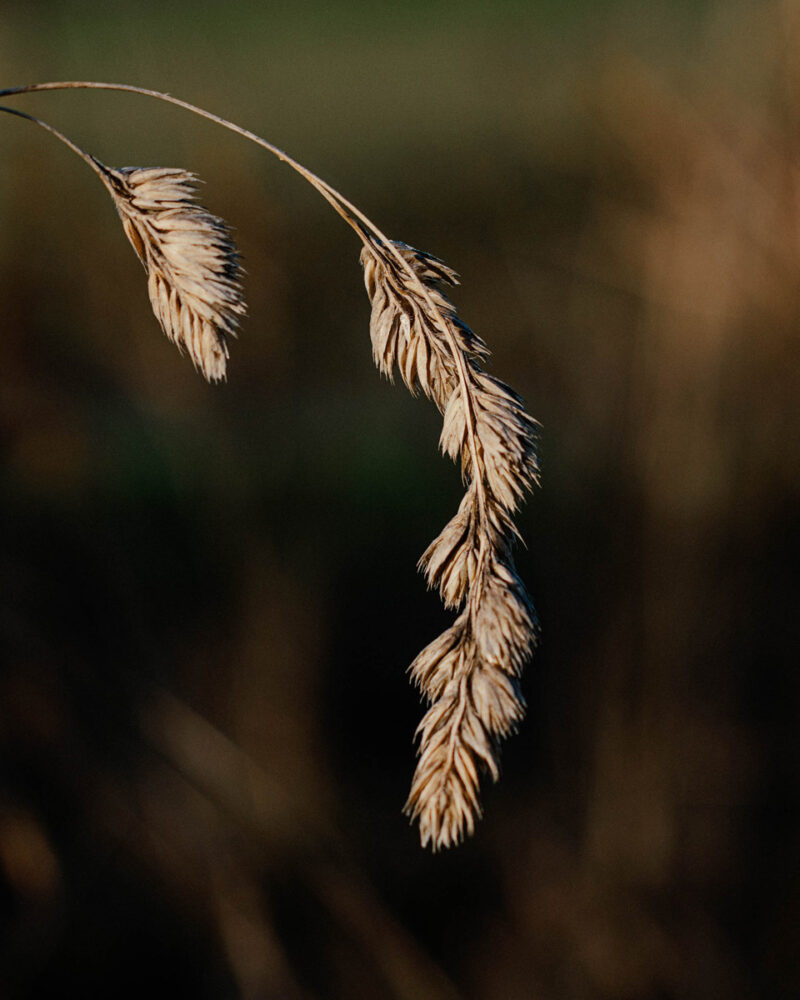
(0, 105, 113, 183)
(0, 80, 489, 536)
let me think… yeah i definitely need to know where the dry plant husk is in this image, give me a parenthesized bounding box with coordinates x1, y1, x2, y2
(0, 83, 538, 850)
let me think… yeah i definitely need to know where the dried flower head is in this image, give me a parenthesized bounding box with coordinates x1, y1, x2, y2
(100, 165, 245, 382)
(361, 238, 538, 850)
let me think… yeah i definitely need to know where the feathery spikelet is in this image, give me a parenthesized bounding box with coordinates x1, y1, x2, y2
(99, 165, 244, 382)
(361, 241, 489, 410)
(361, 237, 538, 850)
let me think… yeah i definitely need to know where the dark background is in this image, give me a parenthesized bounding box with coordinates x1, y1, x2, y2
(1, 1, 798, 997)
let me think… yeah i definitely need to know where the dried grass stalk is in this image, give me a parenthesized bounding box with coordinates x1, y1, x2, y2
(1, 83, 539, 850)
(361, 238, 538, 850)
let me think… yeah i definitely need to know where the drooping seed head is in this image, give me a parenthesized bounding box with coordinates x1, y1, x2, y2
(359, 235, 539, 849)
(101, 165, 245, 382)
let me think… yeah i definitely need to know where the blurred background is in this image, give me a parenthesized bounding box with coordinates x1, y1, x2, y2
(1, 1, 799, 997)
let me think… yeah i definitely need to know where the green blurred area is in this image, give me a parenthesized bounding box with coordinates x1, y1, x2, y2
(1, 2, 799, 999)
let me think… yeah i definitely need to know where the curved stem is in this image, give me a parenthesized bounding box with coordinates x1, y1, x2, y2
(0, 104, 110, 182)
(0, 82, 373, 240)
(0, 80, 488, 526)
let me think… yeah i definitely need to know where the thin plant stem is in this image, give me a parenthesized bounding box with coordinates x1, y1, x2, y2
(0, 104, 110, 181)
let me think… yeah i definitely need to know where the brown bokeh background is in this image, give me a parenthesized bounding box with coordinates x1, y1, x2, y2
(1, 2, 799, 997)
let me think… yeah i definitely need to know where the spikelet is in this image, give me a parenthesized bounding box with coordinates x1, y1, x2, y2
(361, 237, 539, 850)
(361, 241, 489, 410)
(99, 165, 244, 382)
